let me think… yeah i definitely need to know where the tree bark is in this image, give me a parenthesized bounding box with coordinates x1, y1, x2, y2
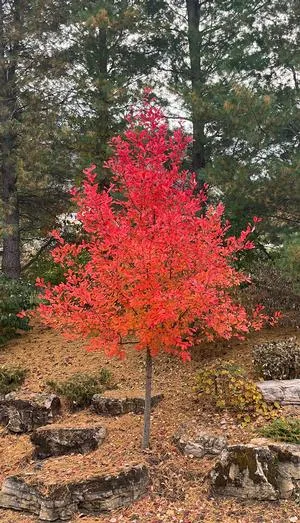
(1, 159, 21, 278)
(142, 347, 153, 449)
(186, 0, 206, 188)
(0, 0, 22, 278)
(84, 23, 110, 189)
(96, 27, 109, 164)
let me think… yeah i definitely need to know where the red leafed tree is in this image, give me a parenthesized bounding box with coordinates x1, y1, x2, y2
(36, 96, 278, 448)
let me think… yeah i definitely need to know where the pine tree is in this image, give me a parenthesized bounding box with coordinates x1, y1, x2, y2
(0, 0, 75, 277)
(159, 0, 299, 239)
(66, 1, 170, 187)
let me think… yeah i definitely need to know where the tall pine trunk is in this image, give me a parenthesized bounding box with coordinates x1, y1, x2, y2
(0, 0, 21, 278)
(83, 24, 111, 189)
(1, 153, 21, 279)
(186, 0, 206, 189)
(142, 347, 153, 449)
(96, 27, 109, 172)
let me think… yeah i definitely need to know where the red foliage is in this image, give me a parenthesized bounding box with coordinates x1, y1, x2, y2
(36, 97, 279, 361)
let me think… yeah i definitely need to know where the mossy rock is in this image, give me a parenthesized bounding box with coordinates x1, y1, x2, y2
(211, 442, 300, 500)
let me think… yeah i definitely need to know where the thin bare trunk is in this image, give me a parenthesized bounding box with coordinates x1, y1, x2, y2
(142, 347, 153, 449)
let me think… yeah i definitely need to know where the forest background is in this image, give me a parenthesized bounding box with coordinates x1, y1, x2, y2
(0, 0, 299, 313)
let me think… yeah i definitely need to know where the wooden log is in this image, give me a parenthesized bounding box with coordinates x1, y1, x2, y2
(256, 379, 300, 405)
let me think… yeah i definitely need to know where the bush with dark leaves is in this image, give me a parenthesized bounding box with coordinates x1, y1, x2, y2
(0, 277, 37, 345)
(253, 337, 300, 380)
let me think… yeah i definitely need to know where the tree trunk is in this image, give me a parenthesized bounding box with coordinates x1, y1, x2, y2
(84, 23, 111, 189)
(96, 27, 109, 167)
(186, 0, 206, 189)
(142, 347, 153, 449)
(0, 0, 22, 278)
(1, 161, 21, 278)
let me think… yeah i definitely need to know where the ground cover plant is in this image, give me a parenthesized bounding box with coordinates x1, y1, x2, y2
(195, 360, 278, 423)
(47, 369, 113, 409)
(0, 366, 26, 395)
(32, 95, 279, 448)
(260, 417, 300, 444)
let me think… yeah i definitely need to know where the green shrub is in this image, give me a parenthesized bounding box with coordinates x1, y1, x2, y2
(195, 360, 277, 423)
(239, 258, 300, 328)
(0, 366, 27, 395)
(24, 251, 65, 286)
(47, 368, 113, 409)
(0, 277, 38, 345)
(275, 235, 300, 293)
(253, 337, 300, 380)
(260, 417, 300, 444)
(25, 231, 90, 286)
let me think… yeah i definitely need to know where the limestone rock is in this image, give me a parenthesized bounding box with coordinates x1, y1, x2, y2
(31, 425, 106, 459)
(0, 393, 61, 433)
(0, 476, 76, 521)
(91, 394, 163, 416)
(174, 427, 227, 458)
(256, 379, 300, 405)
(211, 442, 300, 500)
(0, 464, 149, 521)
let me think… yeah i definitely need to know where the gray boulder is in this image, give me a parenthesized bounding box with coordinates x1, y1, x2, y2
(211, 441, 300, 500)
(256, 379, 300, 406)
(0, 393, 61, 433)
(174, 427, 227, 458)
(0, 464, 149, 521)
(31, 425, 106, 459)
(91, 393, 163, 416)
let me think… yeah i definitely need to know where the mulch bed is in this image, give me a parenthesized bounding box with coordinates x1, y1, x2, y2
(0, 322, 299, 522)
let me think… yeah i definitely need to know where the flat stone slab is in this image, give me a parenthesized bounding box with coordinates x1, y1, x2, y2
(0, 393, 61, 433)
(256, 379, 300, 405)
(211, 442, 300, 500)
(91, 394, 163, 416)
(31, 425, 106, 459)
(0, 464, 149, 521)
(174, 426, 227, 458)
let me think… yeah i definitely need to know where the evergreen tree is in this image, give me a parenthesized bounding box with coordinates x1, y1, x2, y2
(66, 1, 171, 186)
(161, 0, 299, 240)
(0, 0, 77, 277)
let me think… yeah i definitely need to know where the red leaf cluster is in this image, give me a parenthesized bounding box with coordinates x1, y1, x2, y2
(36, 98, 279, 360)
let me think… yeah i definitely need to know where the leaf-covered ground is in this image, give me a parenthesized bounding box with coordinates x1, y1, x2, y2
(0, 322, 299, 522)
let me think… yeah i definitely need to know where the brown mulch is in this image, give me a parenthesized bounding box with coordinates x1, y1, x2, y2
(0, 323, 299, 522)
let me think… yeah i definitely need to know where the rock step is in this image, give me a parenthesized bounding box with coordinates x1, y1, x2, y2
(256, 379, 300, 405)
(174, 428, 227, 458)
(0, 464, 149, 521)
(0, 393, 61, 433)
(91, 393, 163, 416)
(31, 425, 106, 459)
(211, 442, 300, 500)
